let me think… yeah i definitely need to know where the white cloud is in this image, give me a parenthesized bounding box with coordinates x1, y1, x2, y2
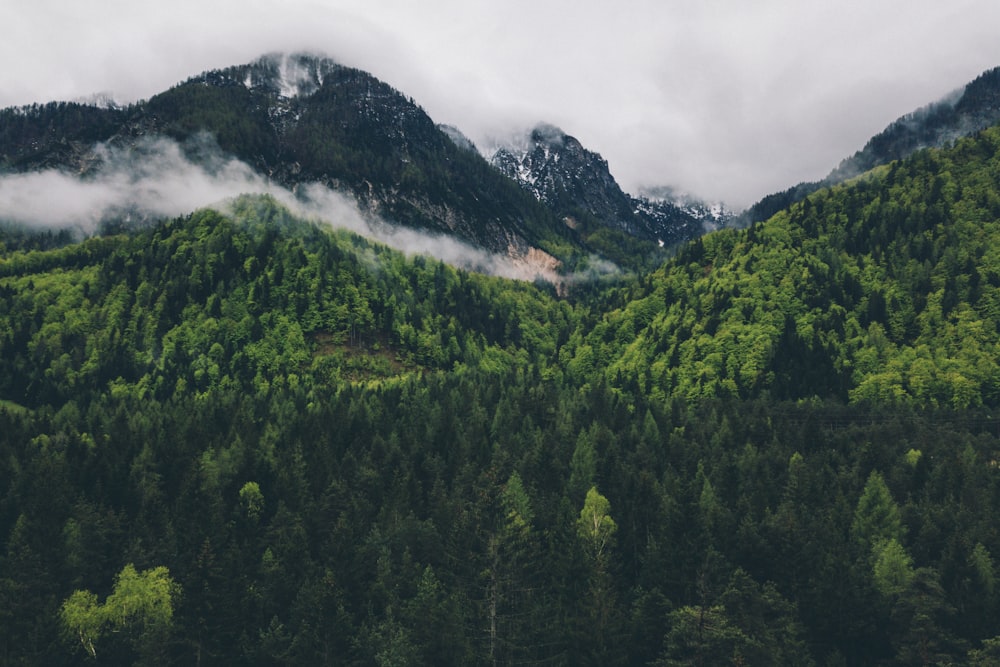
(0, 136, 279, 230)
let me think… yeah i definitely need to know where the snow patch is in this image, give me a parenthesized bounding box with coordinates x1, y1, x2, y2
(277, 54, 307, 98)
(72, 92, 122, 109)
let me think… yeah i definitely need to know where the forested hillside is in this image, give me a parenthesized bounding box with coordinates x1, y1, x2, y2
(585, 126, 1000, 408)
(6, 86, 1000, 665)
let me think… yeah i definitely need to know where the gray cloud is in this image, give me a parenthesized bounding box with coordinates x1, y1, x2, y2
(3, 1, 1000, 207)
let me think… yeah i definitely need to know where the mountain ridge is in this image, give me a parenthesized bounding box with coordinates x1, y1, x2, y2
(5, 53, 1000, 277)
(0, 53, 717, 274)
(743, 65, 1000, 225)
(489, 123, 725, 248)
(0, 54, 583, 270)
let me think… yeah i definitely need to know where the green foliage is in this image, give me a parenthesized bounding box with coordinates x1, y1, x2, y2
(853, 471, 904, 554)
(60, 590, 102, 658)
(889, 568, 965, 665)
(501, 471, 534, 535)
(103, 564, 176, 631)
(658, 569, 813, 667)
(873, 538, 915, 597)
(581, 126, 1000, 406)
(239, 481, 264, 522)
(577, 486, 617, 562)
(970, 542, 996, 596)
(0, 196, 576, 408)
(568, 427, 598, 502)
(969, 636, 1000, 666)
(60, 563, 178, 660)
(7, 117, 1000, 664)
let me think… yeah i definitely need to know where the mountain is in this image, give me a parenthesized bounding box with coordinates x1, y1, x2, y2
(437, 123, 478, 153)
(0, 54, 752, 272)
(0, 53, 593, 269)
(743, 65, 1000, 225)
(4, 120, 1000, 664)
(490, 123, 721, 247)
(637, 185, 736, 232)
(580, 124, 1000, 407)
(6, 51, 1000, 666)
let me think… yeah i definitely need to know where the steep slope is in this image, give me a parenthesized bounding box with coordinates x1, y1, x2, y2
(745, 66, 1000, 225)
(0, 101, 128, 170)
(0, 194, 576, 409)
(569, 124, 1000, 407)
(491, 123, 709, 247)
(638, 184, 736, 230)
(0, 54, 581, 265)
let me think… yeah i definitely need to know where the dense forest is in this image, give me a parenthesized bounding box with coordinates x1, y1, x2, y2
(5, 107, 1000, 665)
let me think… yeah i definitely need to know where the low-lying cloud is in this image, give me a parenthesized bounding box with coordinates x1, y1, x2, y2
(292, 182, 566, 283)
(0, 136, 278, 230)
(0, 135, 565, 283)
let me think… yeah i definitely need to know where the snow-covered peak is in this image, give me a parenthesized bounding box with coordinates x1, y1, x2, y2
(529, 122, 567, 145)
(241, 52, 340, 99)
(438, 124, 478, 153)
(72, 91, 123, 109)
(638, 185, 737, 230)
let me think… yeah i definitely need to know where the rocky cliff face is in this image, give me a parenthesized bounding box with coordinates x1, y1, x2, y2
(492, 124, 638, 232)
(490, 123, 726, 248)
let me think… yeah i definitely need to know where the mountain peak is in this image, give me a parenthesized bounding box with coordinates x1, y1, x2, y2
(185, 52, 343, 100)
(529, 122, 569, 145)
(744, 64, 1000, 225)
(242, 52, 341, 99)
(491, 122, 619, 202)
(490, 123, 717, 246)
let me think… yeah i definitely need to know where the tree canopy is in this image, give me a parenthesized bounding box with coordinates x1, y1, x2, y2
(5, 120, 1000, 665)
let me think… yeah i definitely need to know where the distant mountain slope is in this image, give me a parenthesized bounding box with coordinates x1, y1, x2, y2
(490, 124, 717, 248)
(0, 101, 128, 170)
(570, 124, 1000, 407)
(0, 54, 584, 266)
(744, 66, 1000, 225)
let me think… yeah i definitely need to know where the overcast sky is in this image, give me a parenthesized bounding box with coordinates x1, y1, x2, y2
(4, 0, 1000, 207)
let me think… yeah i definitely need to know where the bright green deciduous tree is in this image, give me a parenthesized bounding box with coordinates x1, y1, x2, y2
(576, 486, 623, 665)
(60, 590, 102, 659)
(239, 480, 264, 522)
(578, 486, 617, 563)
(60, 563, 178, 660)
